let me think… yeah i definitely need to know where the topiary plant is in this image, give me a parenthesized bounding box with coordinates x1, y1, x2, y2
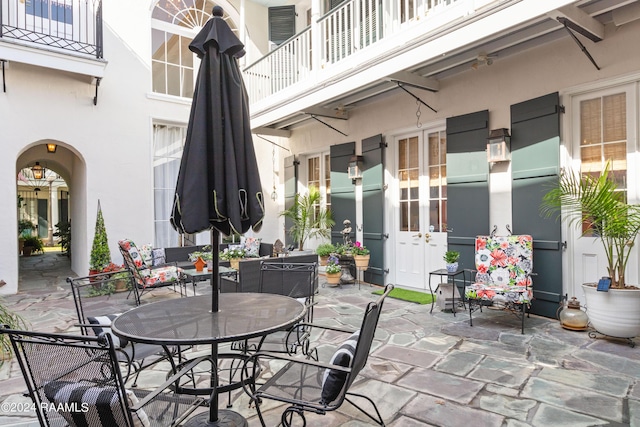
(89, 201, 111, 272)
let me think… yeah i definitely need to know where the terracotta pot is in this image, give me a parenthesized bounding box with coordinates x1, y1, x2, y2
(193, 257, 206, 272)
(319, 255, 329, 266)
(22, 246, 33, 257)
(325, 272, 341, 286)
(354, 254, 370, 271)
(114, 279, 128, 293)
(230, 258, 241, 270)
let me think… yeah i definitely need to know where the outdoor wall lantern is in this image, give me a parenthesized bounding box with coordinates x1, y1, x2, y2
(487, 128, 511, 163)
(31, 162, 45, 180)
(46, 143, 57, 153)
(347, 155, 364, 180)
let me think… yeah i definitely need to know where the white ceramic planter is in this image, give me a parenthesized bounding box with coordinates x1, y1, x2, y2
(582, 284, 640, 338)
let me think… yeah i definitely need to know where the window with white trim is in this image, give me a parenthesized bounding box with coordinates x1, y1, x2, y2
(153, 123, 187, 248)
(151, 0, 238, 98)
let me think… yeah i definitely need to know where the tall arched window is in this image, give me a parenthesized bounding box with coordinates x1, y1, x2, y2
(151, 0, 238, 98)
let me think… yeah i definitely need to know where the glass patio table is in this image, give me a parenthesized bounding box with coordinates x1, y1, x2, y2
(112, 293, 306, 426)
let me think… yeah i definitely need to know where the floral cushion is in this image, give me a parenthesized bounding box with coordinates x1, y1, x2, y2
(140, 265, 182, 288)
(119, 239, 146, 269)
(242, 237, 261, 257)
(465, 235, 533, 305)
(119, 239, 182, 289)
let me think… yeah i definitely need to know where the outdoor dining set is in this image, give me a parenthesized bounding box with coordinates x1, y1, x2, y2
(1, 253, 394, 427)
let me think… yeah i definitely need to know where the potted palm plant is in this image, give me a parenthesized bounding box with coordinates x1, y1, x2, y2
(541, 163, 640, 338)
(280, 187, 335, 252)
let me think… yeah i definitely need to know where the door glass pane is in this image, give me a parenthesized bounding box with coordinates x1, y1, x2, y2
(400, 201, 409, 231)
(579, 91, 628, 235)
(427, 131, 447, 232)
(398, 137, 420, 232)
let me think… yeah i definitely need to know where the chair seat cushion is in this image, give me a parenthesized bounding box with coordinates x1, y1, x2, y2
(44, 380, 150, 427)
(321, 330, 359, 404)
(138, 265, 182, 288)
(466, 283, 532, 304)
(87, 314, 128, 348)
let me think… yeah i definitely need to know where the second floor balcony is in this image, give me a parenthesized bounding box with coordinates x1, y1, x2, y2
(243, 0, 615, 131)
(0, 0, 106, 80)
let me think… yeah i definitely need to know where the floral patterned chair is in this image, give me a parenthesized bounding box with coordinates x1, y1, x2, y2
(464, 233, 534, 334)
(118, 239, 184, 303)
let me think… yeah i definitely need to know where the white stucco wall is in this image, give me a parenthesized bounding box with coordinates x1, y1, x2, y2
(279, 18, 640, 288)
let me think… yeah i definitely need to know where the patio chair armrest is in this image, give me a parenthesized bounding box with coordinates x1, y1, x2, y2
(290, 322, 355, 335)
(130, 356, 207, 411)
(240, 350, 351, 399)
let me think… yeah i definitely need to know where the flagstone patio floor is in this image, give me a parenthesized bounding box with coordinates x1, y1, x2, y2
(1, 252, 639, 426)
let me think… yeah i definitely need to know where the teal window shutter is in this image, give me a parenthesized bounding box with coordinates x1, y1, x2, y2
(269, 6, 296, 45)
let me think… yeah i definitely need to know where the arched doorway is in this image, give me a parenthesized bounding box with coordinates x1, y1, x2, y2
(15, 141, 85, 292)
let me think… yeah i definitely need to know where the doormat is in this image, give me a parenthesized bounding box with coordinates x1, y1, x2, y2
(372, 287, 435, 305)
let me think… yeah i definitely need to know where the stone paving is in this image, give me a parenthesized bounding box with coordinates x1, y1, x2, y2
(1, 252, 639, 426)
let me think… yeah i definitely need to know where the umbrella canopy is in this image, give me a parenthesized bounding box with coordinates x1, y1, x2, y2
(170, 6, 264, 237)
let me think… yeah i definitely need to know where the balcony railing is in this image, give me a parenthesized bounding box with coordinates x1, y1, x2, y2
(244, 0, 462, 104)
(0, 0, 103, 58)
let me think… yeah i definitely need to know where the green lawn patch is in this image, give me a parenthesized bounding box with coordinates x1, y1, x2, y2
(372, 287, 434, 305)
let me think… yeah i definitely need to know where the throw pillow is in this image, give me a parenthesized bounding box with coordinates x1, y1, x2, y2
(139, 244, 154, 268)
(87, 315, 128, 348)
(43, 380, 150, 427)
(151, 248, 166, 266)
(242, 237, 262, 258)
(321, 330, 360, 404)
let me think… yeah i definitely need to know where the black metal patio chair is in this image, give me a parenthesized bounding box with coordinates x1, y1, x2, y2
(68, 273, 183, 387)
(241, 284, 393, 427)
(232, 261, 318, 356)
(0, 327, 204, 427)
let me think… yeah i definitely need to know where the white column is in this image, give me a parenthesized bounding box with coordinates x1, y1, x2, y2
(311, 0, 322, 79)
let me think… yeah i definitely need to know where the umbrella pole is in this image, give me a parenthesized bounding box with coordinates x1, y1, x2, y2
(185, 229, 247, 426)
(212, 228, 219, 312)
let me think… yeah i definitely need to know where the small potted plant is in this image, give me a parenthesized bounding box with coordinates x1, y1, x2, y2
(315, 243, 335, 266)
(325, 255, 342, 286)
(111, 270, 131, 293)
(351, 241, 370, 271)
(219, 247, 246, 270)
(22, 235, 44, 257)
(443, 250, 460, 273)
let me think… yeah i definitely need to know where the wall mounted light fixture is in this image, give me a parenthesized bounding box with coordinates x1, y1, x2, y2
(347, 155, 364, 180)
(487, 128, 511, 163)
(46, 143, 57, 153)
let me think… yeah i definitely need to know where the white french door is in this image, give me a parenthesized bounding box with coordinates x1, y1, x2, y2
(568, 82, 639, 298)
(393, 127, 448, 290)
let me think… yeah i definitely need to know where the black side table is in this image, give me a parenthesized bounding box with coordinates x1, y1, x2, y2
(428, 268, 466, 316)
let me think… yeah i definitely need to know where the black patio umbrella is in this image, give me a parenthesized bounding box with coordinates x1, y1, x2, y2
(169, 7, 264, 426)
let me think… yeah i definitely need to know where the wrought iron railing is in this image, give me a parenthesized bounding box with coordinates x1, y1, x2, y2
(0, 0, 103, 58)
(244, 0, 465, 104)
